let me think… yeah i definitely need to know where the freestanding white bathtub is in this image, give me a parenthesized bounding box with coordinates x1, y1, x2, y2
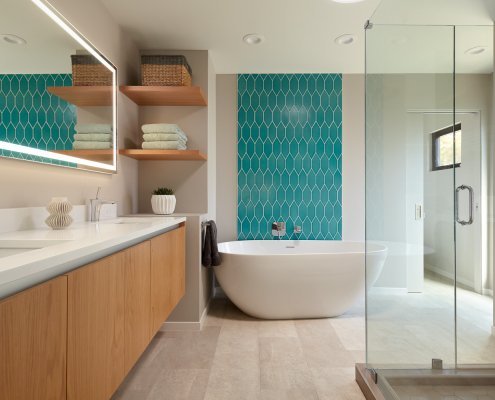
(215, 240, 387, 320)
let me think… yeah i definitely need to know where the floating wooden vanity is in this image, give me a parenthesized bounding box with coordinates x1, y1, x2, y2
(0, 223, 185, 400)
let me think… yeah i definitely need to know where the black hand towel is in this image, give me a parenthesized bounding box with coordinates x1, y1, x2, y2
(209, 220, 221, 267)
(202, 220, 221, 267)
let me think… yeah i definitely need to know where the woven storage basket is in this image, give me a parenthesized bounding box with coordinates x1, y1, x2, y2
(70, 55, 112, 86)
(141, 55, 192, 86)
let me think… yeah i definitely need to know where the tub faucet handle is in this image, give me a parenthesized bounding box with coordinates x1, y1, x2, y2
(294, 225, 302, 234)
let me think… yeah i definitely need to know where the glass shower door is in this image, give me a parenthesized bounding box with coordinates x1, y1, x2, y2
(454, 25, 494, 367)
(365, 24, 457, 369)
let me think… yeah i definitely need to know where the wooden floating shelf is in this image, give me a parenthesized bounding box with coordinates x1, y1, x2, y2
(47, 86, 113, 106)
(119, 86, 207, 106)
(51, 149, 113, 161)
(119, 149, 207, 161)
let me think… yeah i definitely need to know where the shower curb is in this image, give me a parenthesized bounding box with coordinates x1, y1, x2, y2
(355, 363, 386, 400)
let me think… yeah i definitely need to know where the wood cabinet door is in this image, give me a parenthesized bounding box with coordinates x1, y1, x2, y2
(67, 253, 125, 400)
(150, 224, 186, 335)
(123, 240, 151, 373)
(0, 276, 67, 400)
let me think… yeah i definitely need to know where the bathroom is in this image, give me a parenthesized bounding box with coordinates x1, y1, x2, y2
(1, 0, 495, 399)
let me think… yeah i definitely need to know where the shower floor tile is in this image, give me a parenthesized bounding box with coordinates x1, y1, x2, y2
(367, 271, 495, 367)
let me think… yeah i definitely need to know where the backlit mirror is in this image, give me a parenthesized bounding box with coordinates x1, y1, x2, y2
(1, 0, 117, 173)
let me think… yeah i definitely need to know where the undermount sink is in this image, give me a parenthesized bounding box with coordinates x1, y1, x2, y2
(0, 239, 71, 258)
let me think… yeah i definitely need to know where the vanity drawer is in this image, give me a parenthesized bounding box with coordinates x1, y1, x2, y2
(0, 276, 67, 400)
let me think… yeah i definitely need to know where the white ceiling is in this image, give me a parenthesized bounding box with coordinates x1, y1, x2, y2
(100, 0, 382, 74)
(367, 25, 494, 74)
(100, 0, 495, 74)
(371, 0, 495, 26)
(0, 0, 83, 74)
(2, 0, 493, 75)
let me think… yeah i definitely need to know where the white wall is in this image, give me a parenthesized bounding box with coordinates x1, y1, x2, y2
(0, 0, 140, 214)
(215, 73, 366, 243)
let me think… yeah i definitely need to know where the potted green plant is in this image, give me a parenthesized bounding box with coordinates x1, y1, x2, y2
(151, 187, 176, 215)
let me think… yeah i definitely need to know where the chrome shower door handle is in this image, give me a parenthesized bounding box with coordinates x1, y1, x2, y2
(455, 184, 474, 226)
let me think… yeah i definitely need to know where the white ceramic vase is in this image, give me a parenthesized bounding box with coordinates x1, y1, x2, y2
(45, 197, 73, 230)
(151, 195, 176, 215)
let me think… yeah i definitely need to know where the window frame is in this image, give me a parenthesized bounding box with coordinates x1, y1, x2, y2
(431, 123, 462, 171)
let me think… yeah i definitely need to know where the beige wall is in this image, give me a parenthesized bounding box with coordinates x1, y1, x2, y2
(215, 73, 366, 243)
(215, 75, 238, 242)
(137, 50, 211, 214)
(0, 0, 140, 214)
(138, 51, 216, 324)
(201, 53, 216, 314)
(342, 75, 365, 242)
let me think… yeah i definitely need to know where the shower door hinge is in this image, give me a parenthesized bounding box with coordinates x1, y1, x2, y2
(432, 359, 443, 370)
(367, 368, 378, 384)
(365, 20, 374, 30)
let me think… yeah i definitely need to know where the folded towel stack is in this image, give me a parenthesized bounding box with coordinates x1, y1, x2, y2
(72, 124, 112, 150)
(141, 123, 188, 150)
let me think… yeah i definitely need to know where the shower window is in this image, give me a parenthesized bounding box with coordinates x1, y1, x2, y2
(431, 123, 462, 171)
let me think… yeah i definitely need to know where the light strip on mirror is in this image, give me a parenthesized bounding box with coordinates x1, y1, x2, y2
(29, 0, 117, 171)
(0, 141, 114, 171)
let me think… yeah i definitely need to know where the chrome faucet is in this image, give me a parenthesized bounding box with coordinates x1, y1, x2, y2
(89, 187, 116, 222)
(294, 225, 302, 234)
(271, 221, 286, 239)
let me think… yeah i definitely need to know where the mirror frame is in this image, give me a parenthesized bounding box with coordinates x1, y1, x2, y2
(0, 0, 118, 173)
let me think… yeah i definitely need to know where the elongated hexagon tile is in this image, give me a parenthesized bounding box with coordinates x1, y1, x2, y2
(0, 73, 76, 166)
(238, 74, 342, 240)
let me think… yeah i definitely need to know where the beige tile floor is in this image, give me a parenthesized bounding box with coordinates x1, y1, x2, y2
(113, 272, 494, 400)
(112, 297, 366, 400)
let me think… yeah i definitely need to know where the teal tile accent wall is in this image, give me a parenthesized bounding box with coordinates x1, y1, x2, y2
(237, 74, 343, 240)
(0, 74, 76, 166)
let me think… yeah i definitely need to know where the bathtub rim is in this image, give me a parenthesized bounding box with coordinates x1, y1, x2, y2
(217, 240, 387, 257)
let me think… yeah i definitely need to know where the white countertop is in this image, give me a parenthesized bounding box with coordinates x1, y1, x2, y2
(0, 216, 186, 299)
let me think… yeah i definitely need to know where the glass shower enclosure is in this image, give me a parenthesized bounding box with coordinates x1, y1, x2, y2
(365, 10, 495, 399)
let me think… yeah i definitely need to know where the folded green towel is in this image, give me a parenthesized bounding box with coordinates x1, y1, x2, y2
(142, 141, 187, 150)
(74, 133, 112, 142)
(73, 141, 112, 150)
(143, 133, 187, 142)
(75, 124, 112, 134)
(142, 124, 184, 134)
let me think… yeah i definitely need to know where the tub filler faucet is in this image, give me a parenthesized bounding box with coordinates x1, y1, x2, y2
(271, 221, 286, 239)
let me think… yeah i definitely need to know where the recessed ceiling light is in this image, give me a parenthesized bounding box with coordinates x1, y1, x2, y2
(465, 46, 487, 55)
(1, 34, 27, 45)
(331, 0, 365, 3)
(243, 34, 265, 45)
(334, 34, 356, 45)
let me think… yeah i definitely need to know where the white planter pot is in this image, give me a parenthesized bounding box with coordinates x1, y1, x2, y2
(151, 195, 176, 215)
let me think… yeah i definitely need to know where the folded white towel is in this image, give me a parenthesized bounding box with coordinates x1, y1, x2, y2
(74, 133, 112, 142)
(142, 141, 187, 150)
(73, 141, 112, 150)
(75, 124, 112, 134)
(143, 133, 187, 142)
(142, 124, 184, 135)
